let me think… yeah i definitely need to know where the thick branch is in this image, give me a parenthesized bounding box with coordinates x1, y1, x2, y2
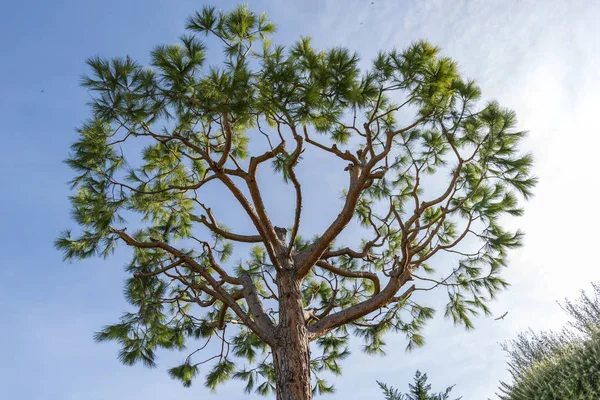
(287, 131, 304, 254)
(217, 290, 244, 329)
(296, 164, 368, 276)
(297, 118, 414, 276)
(109, 227, 276, 344)
(174, 129, 283, 267)
(308, 270, 414, 340)
(240, 273, 277, 332)
(217, 113, 233, 167)
(245, 141, 287, 256)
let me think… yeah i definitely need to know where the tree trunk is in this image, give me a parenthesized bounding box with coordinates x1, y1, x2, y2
(273, 271, 312, 400)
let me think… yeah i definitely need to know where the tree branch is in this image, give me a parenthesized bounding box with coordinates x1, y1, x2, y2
(240, 273, 277, 332)
(316, 260, 380, 294)
(308, 270, 414, 340)
(303, 125, 359, 164)
(109, 227, 276, 344)
(217, 113, 233, 168)
(287, 130, 304, 254)
(245, 141, 288, 257)
(198, 213, 263, 243)
(297, 117, 425, 276)
(133, 259, 185, 278)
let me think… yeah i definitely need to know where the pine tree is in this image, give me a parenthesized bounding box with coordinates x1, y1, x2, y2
(497, 283, 600, 399)
(378, 370, 461, 400)
(56, 5, 535, 400)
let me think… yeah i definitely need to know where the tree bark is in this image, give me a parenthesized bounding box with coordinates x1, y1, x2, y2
(273, 270, 312, 400)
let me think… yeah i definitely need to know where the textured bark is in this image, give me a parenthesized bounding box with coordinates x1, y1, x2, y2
(273, 269, 312, 400)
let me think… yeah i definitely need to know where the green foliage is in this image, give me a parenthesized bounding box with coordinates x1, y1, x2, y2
(378, 370, 461, 400)
(57, 3, 534, 396)
(497, 283, 600, 399)
(498, 334, 600, 399)
(206, 359, 236, 391)
(168, 361, 199, 387)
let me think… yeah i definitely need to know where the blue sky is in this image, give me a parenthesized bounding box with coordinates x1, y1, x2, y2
(1, 0, 600, 398)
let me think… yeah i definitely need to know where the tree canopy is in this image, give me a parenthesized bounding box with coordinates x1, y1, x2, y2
(57, 5, 535, 399)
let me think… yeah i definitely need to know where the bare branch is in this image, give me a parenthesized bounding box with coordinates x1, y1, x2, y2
(316, 260, 380, 294)
(287, 129, 304, 254)
(198, 212, 263, 243)
(133, 259, 185, 278)
(303, 125, 359, 164)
